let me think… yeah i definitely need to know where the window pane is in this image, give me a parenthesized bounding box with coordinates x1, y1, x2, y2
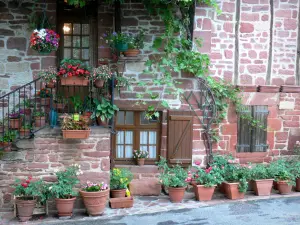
(73, 49, 80, 59)
(73, 23, 81, 35)
(117, 145, 124, 158)
(73, 36, 81, 47)
(125, 111, 134, 125)
(117, 131, 124, 144)
(82, 36, 89, 47)
(82, 24, 89, 35)
(63, 23, 72, 34)
(149, 146, 156, 158)
(125, 145, 133, 158)
(140, 112, 149, 124)
(140, 145, 148, 151)
(125, 131, 133, 144)
(140, 131, 148, 144)
(117, 111, 125, 125)
(64, 48, 71, 58)
(149, 131, 157, 144)
(82, 49, 89, 60)
(64, 36, 71, 47)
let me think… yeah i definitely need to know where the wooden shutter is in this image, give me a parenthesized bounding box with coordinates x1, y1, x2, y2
(167, 111, 193, 164)
(237, 106, 251, 152)
(251, 106, 268, 152)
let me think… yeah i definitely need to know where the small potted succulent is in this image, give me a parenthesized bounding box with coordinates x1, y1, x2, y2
(92, 65, 111, 88)
(61, 114, 90, 139)
(124, 30, 145, 57)
(20, 123, 32, 137)
(103, 31, 131, 52)
(91, 97, 119, 126)
(0, 130, 17, 152)
(250, 163, 275, 196)
(79, 181, 109, 216)
(33, 111, 46, 127)
(37, 67, 57, 88)
(192, 166, 224, 201)
(30, 29, 60, 54)
(157, 157, 188, 203)
(110, 168, 133, 198)
(133, 149, 149, 166)
(57, 59, 91, 86)
(37, 88, 52, 105)
(9, 110, 22, 129)
(48, 164, 82, 218)
(13, 177, 44, 222)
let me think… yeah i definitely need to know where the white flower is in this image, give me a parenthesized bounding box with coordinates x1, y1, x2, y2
(34, 29, 38, 33)
(49, 186, 52, 190)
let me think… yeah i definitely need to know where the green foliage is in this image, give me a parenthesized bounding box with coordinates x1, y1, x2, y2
(104, 31, 131, 45)
(91, 98, 119, 121)
(0, 130, 18, 143)
(49, 165, 81, 199)
(33, 111, 46, 117)
(128, 30, 146, 49)
(65, 0, 95, 8)
(61, 114, 89, 130)
(269, 159, 295, 185)
(250, 164, 275, 180)
(193, 166, 224, 187)
(223, 163, 250, 193)
(110, 168, 133, 190)
(69, 95, 83, 114)
(157, 157, 188, 188)
(13, 177, 46, 202)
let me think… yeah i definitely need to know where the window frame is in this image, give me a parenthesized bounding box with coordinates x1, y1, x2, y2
(113, 111, 161, 165)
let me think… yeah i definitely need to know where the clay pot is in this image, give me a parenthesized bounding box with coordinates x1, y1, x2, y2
(277, 180, 293, 194)
(16, 198, 36, 222)
(295, 178, 300, 192)
(55, 197, 76, 217)
(124, 49, 140, 57)
(168, 186, 186, 203)
(223, 182, 245, 200)
(46, 81, 55, 88)
(60, 77, 89, 86)
(109, 197, 134, 209)
(20, 129, 30, 137)
(253, 179, 274, 196)
(9, 118, 21, 129)
(137, 158, 145, 166)
(80, 189, 109, 216)
(62, 129, 91, 139)
(194, 185, 215, 201)
(35, 117, 46, 127)
(40, 97, 50, 105)
(94, 79, 105, 88)
(96, 117, 108, 126)
(110, 189, 126, 198)
(0, 142, 11, 152)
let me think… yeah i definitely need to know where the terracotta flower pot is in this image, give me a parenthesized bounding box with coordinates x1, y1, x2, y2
(0, 142, 11, 152)
(96, 117, 108, 126)
(295, 178, 300, 192)
(35, 116, 46, 127)
(40, 97, 50, 105)
(124, 49, 140, 57)
(137, 158, 145, 166)
(16, 198, 36, 222)
(109, 197, 134, 209)
(110, 189, 126, 198)
(60, 76, 89, 86)
(253, 179, 274, 196)
(194, 185, 215, 201)
(94, 79, 105, 88)
(20, 129, 30, 137)
(223, 182, 245, 200)
(80, 189, 109, 216)
(55, 197, 76, 217)
(168, 187, 186, 203)
(277, 180, 293, 194)
(46, 81, 55, 88)
(62, 129, 91, 139)
(9, 118, 21, 129)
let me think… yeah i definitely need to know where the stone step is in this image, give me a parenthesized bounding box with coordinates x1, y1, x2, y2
(129, 178, 161, 196)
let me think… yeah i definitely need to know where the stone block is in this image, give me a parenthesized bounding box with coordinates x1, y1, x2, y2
(6, 62, 29, 73)
(0, 29, 14, 36)
(7, 37, 26, 51)
(279, 101, 295, 110)
(221, 124, 237, 135)
(129, 179, 161, 196)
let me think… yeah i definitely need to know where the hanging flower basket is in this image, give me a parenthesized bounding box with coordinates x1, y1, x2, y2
(30, 29, 60, 54)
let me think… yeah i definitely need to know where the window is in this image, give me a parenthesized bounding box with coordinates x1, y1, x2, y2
(114, 111, 161, 164)
(237, 105, 268, 152)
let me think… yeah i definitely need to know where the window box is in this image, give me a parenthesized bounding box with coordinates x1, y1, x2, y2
(109, 197, 133, 209)
(62, 129, 91, 139)
(60, 77, 89, 86)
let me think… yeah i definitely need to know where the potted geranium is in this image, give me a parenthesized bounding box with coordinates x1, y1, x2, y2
(103, 31, 131, 52)
(13, 177, 44, 222)
(61, 114, 90, 139)
(91, 97, 119, 126)
(110, 168, 133, 198)
(92, 65, 111, 88)
(157, 157, 188, 203)
(37, 88, 51, 105)
(79, 181, 109, 216)
(124, 30, 145, 57)
(33, 111, 46, 127)
(275, 169, 295, 195)
(57, 59, 91, 86)
(30, 29, 60, 54)
(250, 164, 275, 196)
(133, 149, 149, 166)
(49, 164, 82, 218)
(37, 67, 57, 88)
(193, 166, 224, 201)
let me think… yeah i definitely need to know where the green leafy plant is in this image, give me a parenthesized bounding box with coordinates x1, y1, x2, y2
(82, 96, 95, 113)
(13, 177, 45, 201)
(157, 157, 188, 188)
(193, 166, 224, 187)
(69, 96, 83, 114)
(133, 149, 149, 159)
(103, 31, 131, 46)
(81, 181, 108, 192)
(33, 111, 46, 118)
(223, 163, 250, 193)
(0, 130, 18, 143)
(21, 123, 32, 130)
(269, 159, 295, 185)
(128, 30, 145, 49)
(91, 98, 119, 121)
(37, 88, 52, 98)
(61, 114, 89, 130)
(49, 164, 82, 199)
(110, 168, 133, 190)
(250, 164, 275, 180)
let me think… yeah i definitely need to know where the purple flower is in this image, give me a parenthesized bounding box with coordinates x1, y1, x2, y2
(112, 32, 117, 36)
(103, 33, 107, 37)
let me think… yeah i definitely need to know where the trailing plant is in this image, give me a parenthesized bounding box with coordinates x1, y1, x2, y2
(110, 168, 133, 190)
(30, 29, 60, 53)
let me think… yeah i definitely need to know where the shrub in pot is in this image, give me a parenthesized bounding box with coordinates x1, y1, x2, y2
(157, 157, 188, 203)
(80, 181, 109, 216)
(37, 66, 57, 88)
(275, 170, 295, 195)
(48, 164, 82, 218)
(13, 177, 45, 222)
(250, 164, 275, 196)
(110, 168, 133, 198)
(269, 159, 287, 190)
(124, 30, 145, 57)
(193, 166, 224, 201)
(133, 149, 149, 166)
(20, 124, 32, 137)
(0, 130, 17, 152)
(92, 97, 119, 126)
(33, 111, 46, 127)
(92, 65, 111, 88)
(61, 114, 90, 139)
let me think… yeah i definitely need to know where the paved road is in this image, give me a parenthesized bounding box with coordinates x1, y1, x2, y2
(46, 197, 300, 225)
